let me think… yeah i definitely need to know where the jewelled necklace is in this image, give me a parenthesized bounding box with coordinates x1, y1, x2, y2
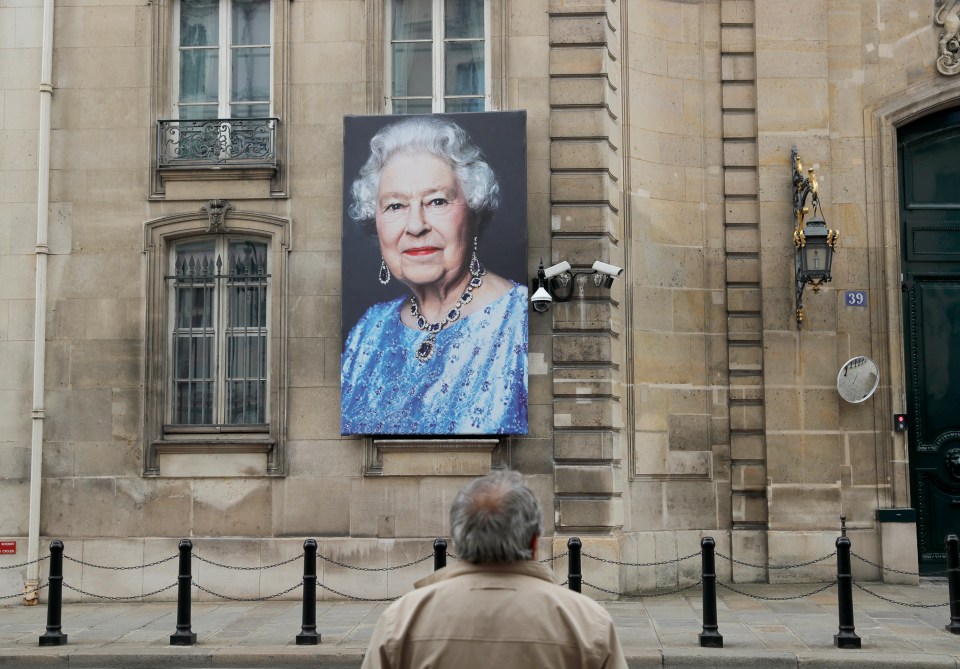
(409, 271, 484, 362)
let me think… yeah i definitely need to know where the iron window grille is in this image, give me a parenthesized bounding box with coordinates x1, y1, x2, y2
(166, 238, 270, 429)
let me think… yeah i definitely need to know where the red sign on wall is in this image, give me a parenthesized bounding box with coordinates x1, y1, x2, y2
(0, 541, 15, 555)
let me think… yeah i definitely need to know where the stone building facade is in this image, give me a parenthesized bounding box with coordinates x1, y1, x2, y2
(1, 0, 958, 601)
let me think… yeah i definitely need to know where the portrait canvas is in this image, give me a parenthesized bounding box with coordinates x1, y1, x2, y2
(340, 111, 528, 436)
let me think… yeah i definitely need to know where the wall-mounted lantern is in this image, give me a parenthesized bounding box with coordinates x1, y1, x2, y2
(792, 147, 839, 328)
(530, 260, 623, 313)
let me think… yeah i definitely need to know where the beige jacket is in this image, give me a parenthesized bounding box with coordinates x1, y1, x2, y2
(361, 560, 628, 669)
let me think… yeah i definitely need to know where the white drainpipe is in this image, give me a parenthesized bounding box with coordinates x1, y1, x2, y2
(25, 0, 56, 605)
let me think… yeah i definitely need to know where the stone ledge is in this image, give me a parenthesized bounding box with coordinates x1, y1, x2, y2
(554, 397, 622, 429)
(156, 450, 271, 478)
(551, 236, 623, 267)
(555, 464, 616, 494)
(553, 332, 620, 364)
(720, 0, 756, 27)
(549, 46, 610, 77)
(551, 138, 620, 172)
(556, 496, 623, 530)
(548, 0, 608, 14)
(551, 204, 621, 235)
(550, 15, 610, 47)
(555, 430, 616, 461)
(550, 77, 616, 108)
(550, 172, 621, 207)
(552, 300, 621, 332)
(367, 439, 503, 477)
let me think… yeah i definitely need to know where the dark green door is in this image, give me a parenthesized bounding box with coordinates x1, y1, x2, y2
(899, 107, 960, 571)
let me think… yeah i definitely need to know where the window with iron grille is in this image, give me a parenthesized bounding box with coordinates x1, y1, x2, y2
(168, 238, 269, 427)
(386, 0, 489, 114)
(144, 208, 289, 476)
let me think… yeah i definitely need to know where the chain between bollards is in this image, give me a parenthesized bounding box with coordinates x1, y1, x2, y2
(834, 515, 861, 649)
(296, 539, 320, 645)
(945, 534, 960, 634)
(698, 537, 723, 648)
(36, 531, 951, 650)
(170, 539, 197, 646)
(567, 538, 582, 593)
(434, 538, 447, 571)
(38, 540, 67, 647)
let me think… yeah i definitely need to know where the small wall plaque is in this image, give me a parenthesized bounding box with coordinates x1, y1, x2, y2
(0, 541, 15, 554)
(844, 291, 867, 307)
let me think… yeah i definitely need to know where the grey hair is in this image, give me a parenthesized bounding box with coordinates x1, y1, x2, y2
(348, 116, 500, 236)
(450, 470, 543, 564)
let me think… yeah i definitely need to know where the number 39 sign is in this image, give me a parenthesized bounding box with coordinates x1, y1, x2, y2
(845, 291, 867, 307)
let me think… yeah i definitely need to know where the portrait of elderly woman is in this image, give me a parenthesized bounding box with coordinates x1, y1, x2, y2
(340, 113, 528, 435)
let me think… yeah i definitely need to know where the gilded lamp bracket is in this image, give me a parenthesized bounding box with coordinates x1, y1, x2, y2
(792, 147, 839, 329)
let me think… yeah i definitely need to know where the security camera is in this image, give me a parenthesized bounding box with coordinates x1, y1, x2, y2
(530, 286, 553, 313)
(591, 261, 623, 277)
(543, 261, 572, 279)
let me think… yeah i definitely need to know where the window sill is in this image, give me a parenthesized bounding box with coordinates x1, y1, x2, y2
(149, 439, 275, 478)
(155, 166, 280, 200)
(159, 166, 277, 180)
(162, 424, 270, 435)
(366, 438, 503, 477)
(155, 439, 273, 454)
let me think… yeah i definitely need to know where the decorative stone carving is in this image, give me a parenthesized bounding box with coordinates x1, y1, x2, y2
(936, 0, 960, 75)
(202, 199, 233, 233)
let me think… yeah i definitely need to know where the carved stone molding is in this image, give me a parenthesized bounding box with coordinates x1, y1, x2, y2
(936, 0, 960, 75)
(202, 199, 233, 233)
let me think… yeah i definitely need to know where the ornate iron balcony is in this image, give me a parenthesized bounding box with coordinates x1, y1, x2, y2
(157, 118, 279, 169)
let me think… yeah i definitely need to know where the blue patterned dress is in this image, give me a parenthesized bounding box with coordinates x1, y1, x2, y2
(341, 284, 528, 435)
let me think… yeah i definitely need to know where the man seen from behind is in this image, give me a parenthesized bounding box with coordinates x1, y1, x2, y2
(361, 469, 628, 668)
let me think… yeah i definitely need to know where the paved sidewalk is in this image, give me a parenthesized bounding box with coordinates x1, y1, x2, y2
(0, 581, 956, 668)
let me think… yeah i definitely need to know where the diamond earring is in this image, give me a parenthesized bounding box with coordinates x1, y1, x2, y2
(469, 237, 484, 277)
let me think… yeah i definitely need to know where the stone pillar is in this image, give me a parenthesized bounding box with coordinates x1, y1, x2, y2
(548, 0, 624, 559)
(720, 0, 769, 581)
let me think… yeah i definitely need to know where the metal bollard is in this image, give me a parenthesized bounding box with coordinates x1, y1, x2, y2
(698, 537, 723, 648)
(833, 515, 861, 649)
(945, 534, 960, 634)
(296, 539, 320, 645)
(38, 540, 67, 646)
(170, 539, 197, 646)
(434, 538, 447, 571)
(567, 537, 582, 593)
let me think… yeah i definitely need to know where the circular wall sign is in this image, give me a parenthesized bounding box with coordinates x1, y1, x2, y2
(837, 356, 880, 404)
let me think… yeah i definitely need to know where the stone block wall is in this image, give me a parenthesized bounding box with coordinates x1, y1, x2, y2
(756, 0, 891, 559)
(0, 0, 563, 601)
(547, 0, 624, 564)
(620, 0, 729, 574)
(2, 0, 954, 600)
(717, 0, 769, 582)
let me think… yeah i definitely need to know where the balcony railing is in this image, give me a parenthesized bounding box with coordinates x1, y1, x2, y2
(157, 118, 279, 170)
